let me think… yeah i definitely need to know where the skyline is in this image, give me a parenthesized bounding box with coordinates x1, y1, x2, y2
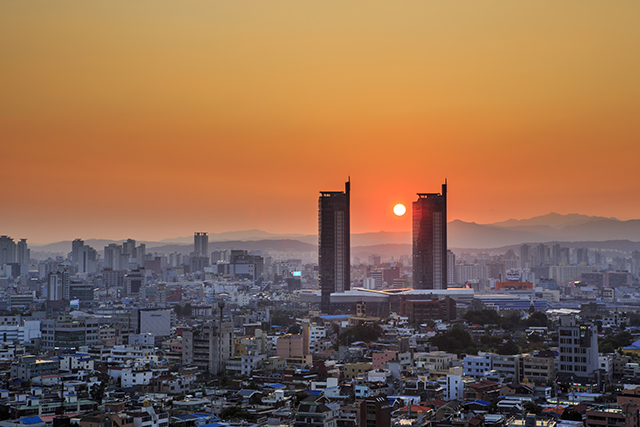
(2, 1, 640, 243)
(2, 209, 632, 247)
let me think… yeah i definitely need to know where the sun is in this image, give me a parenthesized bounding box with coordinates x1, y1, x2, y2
(393, 203, 406, 216)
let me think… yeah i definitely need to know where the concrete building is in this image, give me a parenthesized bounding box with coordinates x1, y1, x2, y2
(294, 398, 337, 427)
(0, 318, 41, 345)
(463, 352, 493, 378)
(557, 315, 599, 381)
(41, 314, 101, 352)
(585, 404, 638, 427)
(360, 396, 391, 427)
(492, 355, 521, 382)
(182, 320, 234, 374)
(521, 351, 555, 385)
(444, 367, 464, 400)
(344, 362, 373, 379)
(11, 355, 59, 380)
(47, 270, 69, 301)
(138, 309, 170, 337)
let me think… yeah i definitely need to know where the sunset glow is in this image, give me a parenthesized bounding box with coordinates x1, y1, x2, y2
(2, 1, 640, 243)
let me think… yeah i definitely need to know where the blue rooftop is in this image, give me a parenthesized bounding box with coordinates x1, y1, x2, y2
(623, 340, 640, 350)
(465, 400, 491, 406)
(266, 383, 286, 389)
(20, 417, 43, 425)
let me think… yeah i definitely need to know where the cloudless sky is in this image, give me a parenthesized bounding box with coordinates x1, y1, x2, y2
(1, 1, 640, 243)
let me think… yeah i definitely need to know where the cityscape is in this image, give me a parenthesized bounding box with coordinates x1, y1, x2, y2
(2, 179, 640, 427)
(2, 2, 640, 427)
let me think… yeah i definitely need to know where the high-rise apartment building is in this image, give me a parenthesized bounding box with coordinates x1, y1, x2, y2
(182, 320, 234, 374)
(0, 236, 17, 266)
(194, 232, 209, 257)
(71, 238, 84, 271)
(46, 269, 69, 301)
(447, 250, 456, 286)
(520, 244, 530, 269)
(412, 183, 447, 290)
(318, 180, 351, 313)
(17, 239, 29, 276)
(104, 243, 122, 270)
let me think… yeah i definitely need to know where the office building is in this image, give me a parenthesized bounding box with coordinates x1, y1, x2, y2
(41, 314, 101, 352)
(124, 269, 145, 296)
(318, 179, 351, 313)
(412, 182, 447, 290)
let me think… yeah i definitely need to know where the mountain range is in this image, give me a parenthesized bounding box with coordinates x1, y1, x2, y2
(29, 213, 640, 255)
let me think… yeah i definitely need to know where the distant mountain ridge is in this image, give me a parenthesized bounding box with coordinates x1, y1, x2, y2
(491, 212, 618, 229)
(28, 213, 640, 253)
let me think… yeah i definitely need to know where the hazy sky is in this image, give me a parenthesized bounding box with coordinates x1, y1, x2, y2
(2, 1, 640, 243)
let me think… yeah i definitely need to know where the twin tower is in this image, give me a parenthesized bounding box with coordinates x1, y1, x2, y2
(318, 180, 447, 314)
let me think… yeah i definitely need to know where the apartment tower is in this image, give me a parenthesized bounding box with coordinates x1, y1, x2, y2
(318, 180, 351, 314)
(413, 182, 447, 290)
(194, 232, 209, 257)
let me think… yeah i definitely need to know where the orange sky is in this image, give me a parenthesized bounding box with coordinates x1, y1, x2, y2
(1, 1, 640, 244)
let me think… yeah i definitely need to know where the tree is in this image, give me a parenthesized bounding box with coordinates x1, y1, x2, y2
(222, 406, 256, 421)
(174, 305, 183, 317)
(430, 324, 473, 354)
(90, 381, 106, 404)
(339, 323, 382, 345)
(525, 311, 548, 328)
(524, 401, 542, 415)
(480, 334, 503, 348)
(599, 331, 634, 353)
(501, 311, 523, 331)
(464, 309, 501, 326)
(183, 303, 193, 317)
(628, 313, 640, 327)
(496, 340, 520, 355)
(287, 323, 302, 335)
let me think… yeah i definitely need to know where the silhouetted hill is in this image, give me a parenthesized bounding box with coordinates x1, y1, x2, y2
(492, 212, 617, 229)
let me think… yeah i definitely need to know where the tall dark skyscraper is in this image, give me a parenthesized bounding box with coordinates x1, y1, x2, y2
(194, 232, 209, 257)
(412, 182, 447, 290)
(318, 180, 351, 314)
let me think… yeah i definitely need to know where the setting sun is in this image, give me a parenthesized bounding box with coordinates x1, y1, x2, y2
(393, 204, 406, 216)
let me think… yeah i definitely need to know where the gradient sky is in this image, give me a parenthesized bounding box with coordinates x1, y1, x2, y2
(2, 1, 640, 243)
